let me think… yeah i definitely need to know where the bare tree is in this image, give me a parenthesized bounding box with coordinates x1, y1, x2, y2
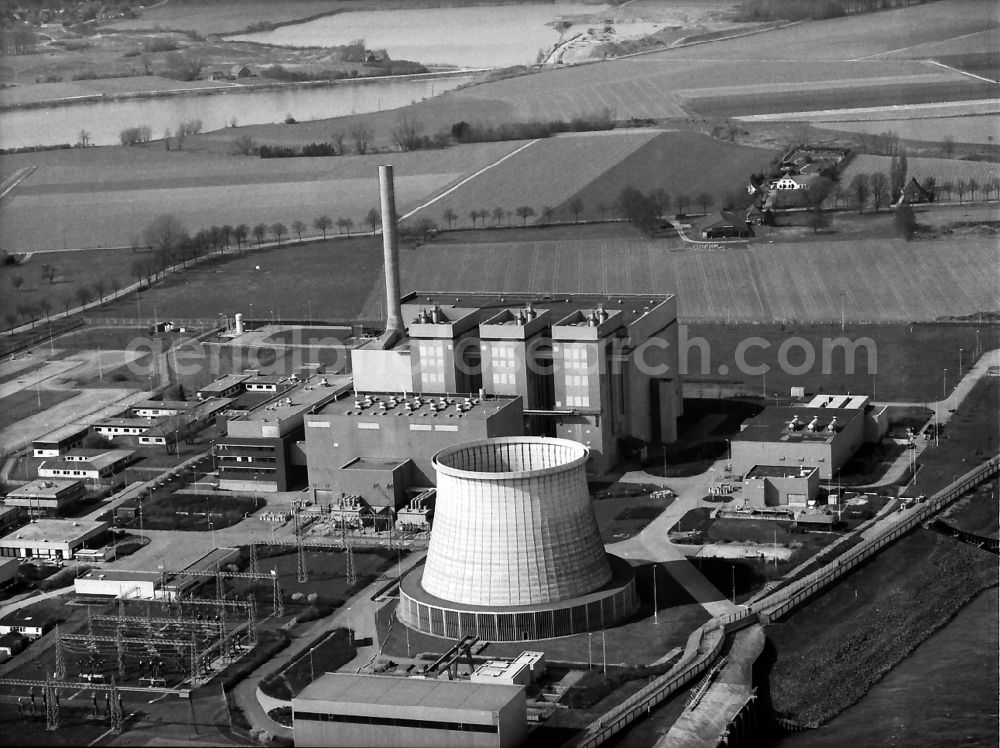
(849, 173, 870, 213)
(515, 206, 536, 226)
(542, 205, 555, 224)
(649, 188, 670, 218)
(870, 172, 890, 212)
(314, 216, 333, 240)
(695, 191, 713, 214)
(491, 207, 505, 226)
(468, 210, 479, 228)
(93, 278, 106, 302)
(442, 208, 458, 229)
(219, 225, 232, 253)
(568, 197, 584, 223)
(366, 208, 381, 235)
(967, 178, 980, 202)
(292, 220, 307, 243)
(391, 115, 423, 151)
(38, 298, 52, 320)
(75, 286, 91, 308)
(77, 129, 91, 147)
(939, 181, 953, 202)
(253, 223, 267, 246)
(234, 224, 249, 250)
(596, 202, 608, 221)
(955, 180, 968, 203)
(142, 213, 188, 252)
(110, 276, 121, 299)
(270, 222, 287, 245)
(350, 123, 374, 155)
(330, 129, 346, 155)
(336, 217, 354, 236)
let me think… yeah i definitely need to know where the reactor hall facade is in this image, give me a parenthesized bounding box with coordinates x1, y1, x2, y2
(398, 437, 638, 641)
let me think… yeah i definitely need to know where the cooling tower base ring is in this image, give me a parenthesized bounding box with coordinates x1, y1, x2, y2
(397, 553, 638, 642)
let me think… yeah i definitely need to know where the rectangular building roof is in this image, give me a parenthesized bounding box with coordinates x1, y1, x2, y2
(734, 406, 860, 444)
(745, 465, 818, 479)
(294, 673, 522, 712)
(198, 374, 249, 393)
(0, 519, 107, 544)
(40, 450, 135, 472)
(6, 479, 83, 498)
(131, 400, 191, 411)
(77, 569, 162, 583)
(93, 418, 153, 428)
(312, 392, 520, 421)
(32, 424, 90, 446)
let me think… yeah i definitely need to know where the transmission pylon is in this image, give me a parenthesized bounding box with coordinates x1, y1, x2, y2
(246, 594, 258, 646)
(272, 573, 284, 618)
(109, 680, 124, 733)
(295, 507, 309, 583)
(249, 533, 259, 576)
(116, 627, 125, 681)
(188, 632, 199, 686)
(53, 626, 66, 680)
(342, 520, 356, 586)
(44, 679, 58, 731)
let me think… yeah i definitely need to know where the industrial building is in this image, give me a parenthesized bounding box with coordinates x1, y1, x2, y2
(32, 424, 89, 457)
(3, 479, 86, 517)
(292, 672, 527, 748)
(37, 449, 137, 483)
(730, 395, 887, 480)
(304, 392, 524, 507)
(74, 569, 166, 599)
(398, 437, 638, 641)
(214, 374, 352, 492)
(741, 465, 820, 507)
(197, 373, 249, 400)
(0, 519, 109, 561)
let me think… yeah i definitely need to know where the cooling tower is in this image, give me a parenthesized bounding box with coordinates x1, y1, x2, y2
(398, 437, 638, 641)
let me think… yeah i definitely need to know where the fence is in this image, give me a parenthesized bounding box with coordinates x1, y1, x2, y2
(569, 454, 999, 748)
(758, 454, 1000, 622)
(0, 317, 85, 357)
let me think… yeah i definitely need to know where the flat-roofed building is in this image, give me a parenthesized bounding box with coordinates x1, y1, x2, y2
(0, 558, 18, 590)
(742, 465, 820, 507)
(32, 424, 89, 457)
(37, 449, 137, 483)
(4, 479, 86, 517)
(197, 373, 249, 401)
(74, 569, 164, 599)
(292, 673, 526, 748)
(92, 418, 154, 439)
(0, 610, 56, 639)
(0, 518, 109, 560)
(730, 395, 885, 479)
(129, 400, 191, 418)
(304, 394, 523, 507)
(216, 375, 352, 492)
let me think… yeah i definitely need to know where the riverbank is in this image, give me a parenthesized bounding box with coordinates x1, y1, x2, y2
(764, 528, 998, 726)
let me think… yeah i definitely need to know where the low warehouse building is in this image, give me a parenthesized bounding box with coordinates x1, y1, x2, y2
(742, 465, 819, 508)
(292, 673, 526, 748)
(32, 424, 90, 457)
(74, 569, 164, 599)
(4, 479, 87, 517)
(0, 519, 109, 561)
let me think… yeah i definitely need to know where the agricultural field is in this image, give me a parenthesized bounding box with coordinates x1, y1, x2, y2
(107, 0, 357, 33)
(356, 235, 1000, 324)
(815, 114, 1000, 146)
(403, 129, 662, 226)
(837, 154, 1000, 194)
(0, 140, 525, 251)
(0, 76, 232, 108)
(552, 130, 778, 221)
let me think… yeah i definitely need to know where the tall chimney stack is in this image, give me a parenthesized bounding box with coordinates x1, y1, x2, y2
(379, 165, 405, 347)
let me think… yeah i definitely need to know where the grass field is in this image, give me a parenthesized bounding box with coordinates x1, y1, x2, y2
(89, 235, 384, 323)
(942, 478, 998, 539)
(0, 140, 524, 251)
(107, 0, 355, 33)
(0, 248, 154, 327)
(0, 387, 77, 430)
(357, 234, 1000, 324)
(405, 129, 660, 226)
(837, 153, 1000, 194)
(766, 528, 998, 725)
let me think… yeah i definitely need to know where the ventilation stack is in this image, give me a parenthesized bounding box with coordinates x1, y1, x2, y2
(398, 437, 638, 641)
(378, 164, 405, 349)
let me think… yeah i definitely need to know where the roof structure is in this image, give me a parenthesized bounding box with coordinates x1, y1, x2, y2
(294, 673, 522, 712)
(734, 406, 860, 444)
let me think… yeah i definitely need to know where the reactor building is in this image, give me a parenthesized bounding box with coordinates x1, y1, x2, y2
(398, 436, 638, 641)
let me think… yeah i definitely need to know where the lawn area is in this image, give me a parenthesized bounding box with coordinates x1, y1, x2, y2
(765, 529, 998, 726)
(0, 387, 77, 430)
(90, 236, 385, 324)
(137, 488, 264, 531)
(260, 627, 355, 700)
(941, 478, 998, 539)
(685, 322, 1000, 402)
(229, 547, 395, 610)
(908, 376, 1000, 496)
(592, 490, 674, 543)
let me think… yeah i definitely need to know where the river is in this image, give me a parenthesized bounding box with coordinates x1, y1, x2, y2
(229, 3, 610, 68)
(0, 72, 477, 149)
(772, 587, 999, 748)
